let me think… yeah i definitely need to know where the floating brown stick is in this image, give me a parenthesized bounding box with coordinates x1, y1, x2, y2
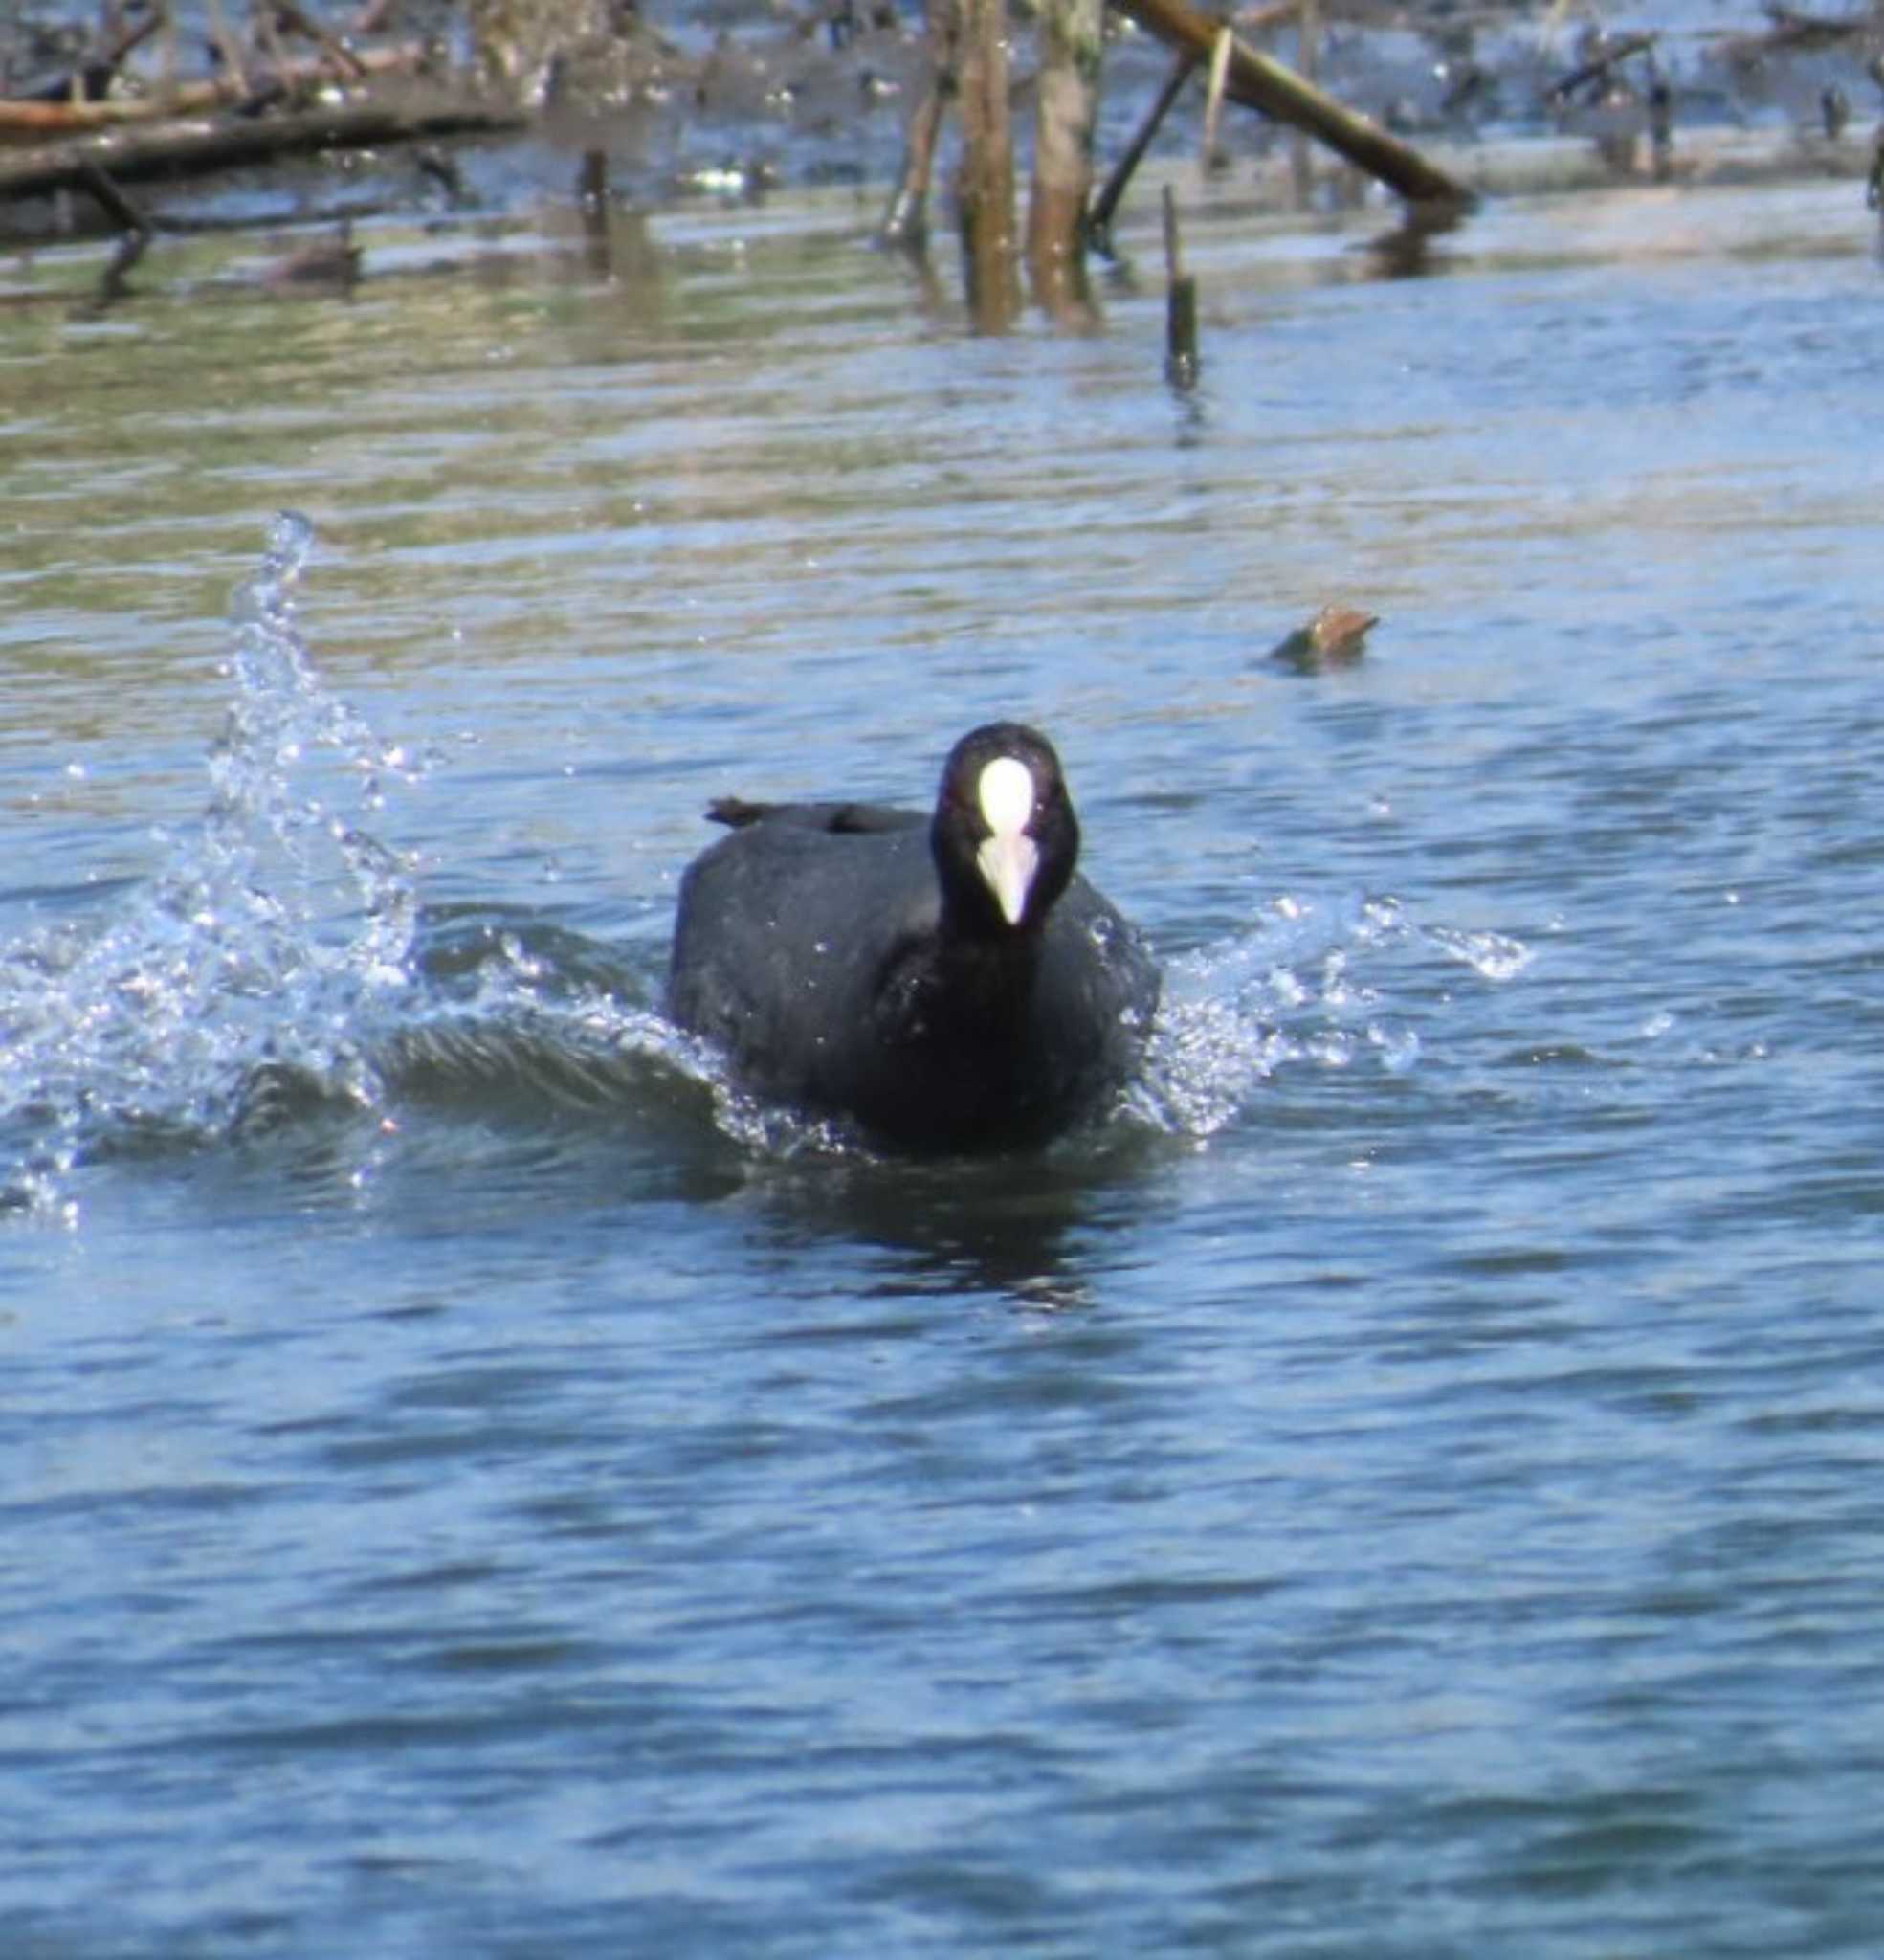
(1268, 603, 1378, 671)
(1117, 0, 1471, 206)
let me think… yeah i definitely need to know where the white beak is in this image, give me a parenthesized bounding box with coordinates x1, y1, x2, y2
(977, 828, 1039, 926)
(975, 755, 1039, 925)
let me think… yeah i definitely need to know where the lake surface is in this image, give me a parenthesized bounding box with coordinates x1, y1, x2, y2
(4, 161, 1884, 1955)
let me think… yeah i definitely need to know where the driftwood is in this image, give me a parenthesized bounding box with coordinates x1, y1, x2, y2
(0, 41, 433, 140)
(1269, 603, 1378, 670)
(0, 96, 522, 206)
(1117, 0, 1473, 205)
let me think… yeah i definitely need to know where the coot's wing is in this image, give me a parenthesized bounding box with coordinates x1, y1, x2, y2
(666, 819, 939, 1113)
(706, 797, 924, 835)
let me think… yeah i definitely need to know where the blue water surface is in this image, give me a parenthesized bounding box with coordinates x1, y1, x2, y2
(3, 169, 1882, 1956)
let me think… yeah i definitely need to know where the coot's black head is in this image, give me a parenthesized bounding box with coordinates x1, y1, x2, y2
(931, 723, 1080, 936)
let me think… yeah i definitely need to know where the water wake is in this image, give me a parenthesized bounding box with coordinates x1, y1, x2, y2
(1132, 892, 1535, 1140)
(0, 520, 1536, 1214)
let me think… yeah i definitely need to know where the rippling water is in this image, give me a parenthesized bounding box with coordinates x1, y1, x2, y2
(4, 172, 1883, 1954)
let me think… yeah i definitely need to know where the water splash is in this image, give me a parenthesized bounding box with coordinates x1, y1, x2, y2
(0, 518, 1540, 1201)
(1129, 888, 1529, 1140)
(0, 513, 432, 1217)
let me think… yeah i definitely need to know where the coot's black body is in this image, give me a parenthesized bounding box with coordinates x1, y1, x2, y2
(665, 724, 1159, 1154)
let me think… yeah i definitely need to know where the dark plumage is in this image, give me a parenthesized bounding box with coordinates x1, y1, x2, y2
(665, 724, 1159, 1153)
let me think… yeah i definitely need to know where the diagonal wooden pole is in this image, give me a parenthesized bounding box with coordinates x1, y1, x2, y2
(1118, 0, 1473, 205)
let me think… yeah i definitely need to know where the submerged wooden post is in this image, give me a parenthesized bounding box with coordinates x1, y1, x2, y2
(1028, 0, 1105, 312)
(1163, 184, 1198, 387)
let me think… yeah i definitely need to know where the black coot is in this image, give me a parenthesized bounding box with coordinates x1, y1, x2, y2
(665, 723, 1160, 1153)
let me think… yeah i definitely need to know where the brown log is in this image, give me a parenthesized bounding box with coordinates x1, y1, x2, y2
(0, 42, 432, 142)
(0, 97, 522, 205)
(1117, 0, 1472, 205)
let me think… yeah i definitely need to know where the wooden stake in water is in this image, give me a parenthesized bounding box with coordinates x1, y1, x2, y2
(1201, 27, 1233, 175)
(1163, 184, 1198, 389)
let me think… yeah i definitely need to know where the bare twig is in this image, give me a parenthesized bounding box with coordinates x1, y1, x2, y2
(1546, 31, 1658, 106)
(1088, 50, 1196, 252)
(270, 1, 371, 82)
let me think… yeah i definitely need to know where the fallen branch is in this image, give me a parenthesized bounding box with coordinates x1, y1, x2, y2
(1545, 31, 1659, 106)
(1089, 49, 1197, 250)
(1116, 0, 1472, 205)
(0, 96, 523, 206)
(0, 40, 432, 140)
